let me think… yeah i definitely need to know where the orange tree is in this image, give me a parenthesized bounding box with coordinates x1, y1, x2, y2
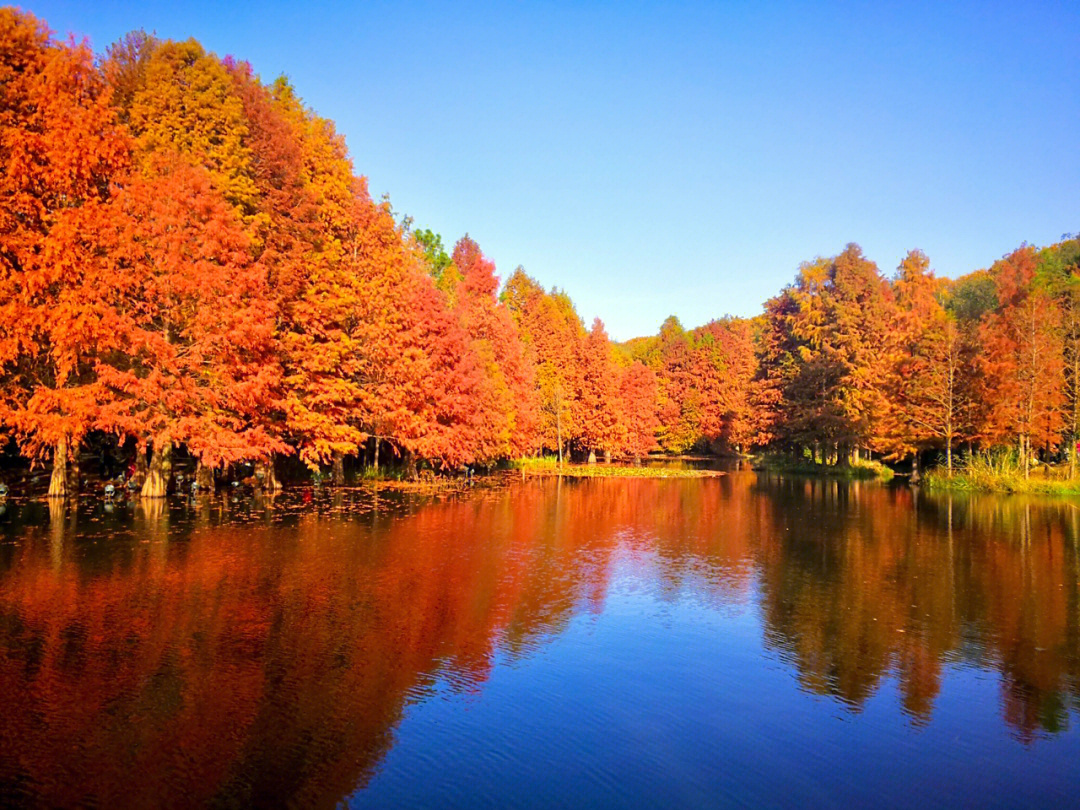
(0, 10, 129, 496)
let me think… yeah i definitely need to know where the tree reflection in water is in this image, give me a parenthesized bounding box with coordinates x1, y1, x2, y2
(754, 475, 1080, 740)
(0, 475, 1077, 806)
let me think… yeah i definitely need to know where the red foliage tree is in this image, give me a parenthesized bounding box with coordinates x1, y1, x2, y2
(79, 159, 284, 496)
(578, 318, 623, 461)
(616, 361, 660, 460)
(450, 236, 537, 463)
(504, 269, 585, 462)
(0, 10, 129, 496)
(887, 250, 977, 475)
(978, 246, 1064, 477)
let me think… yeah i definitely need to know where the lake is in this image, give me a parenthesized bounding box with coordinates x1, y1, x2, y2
(1, 472, 1078, 808)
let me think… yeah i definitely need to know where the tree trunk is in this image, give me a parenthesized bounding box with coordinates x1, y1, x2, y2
(373, 436, 380, 472)
(911, 451, 921, 484)
(47, 436, 68, 499)
(556, 411, 563, 466)
(135, 445, 148, 486)
(604, 450, 611, 464)
(195, 460, 215, 493)
(404, 449, 418, 481)
(332, 451, 345, 486)
(1044, 413, 1053, 478)
(141, 441, 172, 498)
(588, 449, 597, 464)
(66, 438, 80, 494)
(255, 457, 281, 492)
(946, 435, 953, 477)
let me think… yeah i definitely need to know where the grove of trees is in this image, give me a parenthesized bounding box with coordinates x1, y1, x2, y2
(1, 10, 1078, 495)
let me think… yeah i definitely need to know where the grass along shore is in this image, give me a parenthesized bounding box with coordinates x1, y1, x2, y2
(751, 453, 895, 481)
(923, 452, 1080, 495)
(511, 456, 725, 478)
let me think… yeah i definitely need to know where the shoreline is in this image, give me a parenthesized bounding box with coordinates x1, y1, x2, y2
(519, 465, 725, 479)
(750, 454, 894, 481)
(923, 471, 1080, 497)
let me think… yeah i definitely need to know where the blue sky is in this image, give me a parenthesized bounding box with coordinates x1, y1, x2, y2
(25, 0, 1080, 339)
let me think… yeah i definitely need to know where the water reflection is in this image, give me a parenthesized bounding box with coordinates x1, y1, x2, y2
(754, 475, 1080, 739)
(0, 476, 1077, 807)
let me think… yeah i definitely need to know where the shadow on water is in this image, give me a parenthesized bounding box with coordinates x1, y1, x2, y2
(0, 475, 1078, 806)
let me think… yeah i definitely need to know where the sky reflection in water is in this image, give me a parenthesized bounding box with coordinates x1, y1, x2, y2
(0, 473, 1078, 808)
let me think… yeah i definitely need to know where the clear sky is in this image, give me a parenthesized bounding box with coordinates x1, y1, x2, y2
(23, 0, 1080, 340)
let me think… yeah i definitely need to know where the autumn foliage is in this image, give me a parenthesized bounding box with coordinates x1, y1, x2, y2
(2, 9, 1079, 492)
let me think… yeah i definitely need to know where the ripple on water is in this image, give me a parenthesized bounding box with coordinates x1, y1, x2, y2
(0, 474, 1079, 808)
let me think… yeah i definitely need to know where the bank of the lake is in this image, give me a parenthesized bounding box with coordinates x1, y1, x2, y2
(513, 458, 725, 479)
(923, 453, 1080, 496)
(751, 452, 894, 480)
(924, 470, 1080, 495)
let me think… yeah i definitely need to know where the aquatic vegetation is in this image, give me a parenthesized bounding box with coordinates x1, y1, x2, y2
(751, 453, 894, 481)
(516, 460, 724, 479)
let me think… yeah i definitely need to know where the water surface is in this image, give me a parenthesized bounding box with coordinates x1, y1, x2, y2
(1, 473, 1078, 808)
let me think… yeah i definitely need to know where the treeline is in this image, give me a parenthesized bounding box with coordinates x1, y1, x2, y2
(754, 239, 1080, 479)
(0, 11, 664, 497)
(618, 238, 1080, 480)
(2, 10, 1078, 498)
